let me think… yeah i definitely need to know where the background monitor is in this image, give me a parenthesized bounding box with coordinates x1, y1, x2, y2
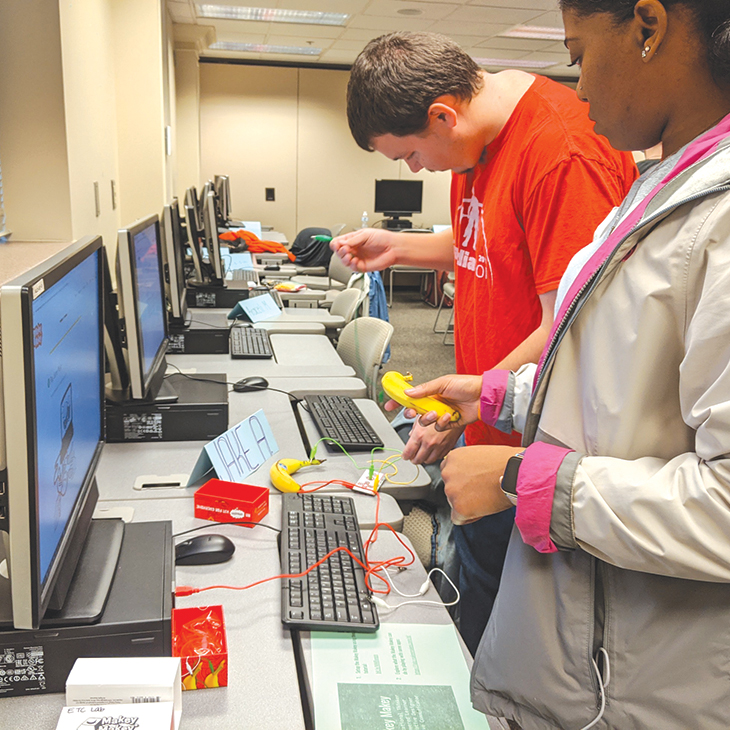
(160, 199, 188, 325)
(374, 179, 423, 226)
(184, 203, 206, 284)
(116, 215, 169, 401)
(202, 190, 224, 281)
(0, 236, 114, 629)
(214, 175, 231, 224)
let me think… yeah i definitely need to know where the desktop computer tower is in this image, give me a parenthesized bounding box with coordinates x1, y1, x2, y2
(168, 315, 230, 355)
(105, 373, 229, 442)
(0, 520, 173, 698)
(186, 280, 251, 309)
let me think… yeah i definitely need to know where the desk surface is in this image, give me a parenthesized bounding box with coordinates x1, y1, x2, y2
(168, 332, 355, 378)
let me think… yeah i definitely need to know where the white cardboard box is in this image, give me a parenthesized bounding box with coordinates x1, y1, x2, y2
(65, 658, 181, 730)
(55, 702, 175, 730)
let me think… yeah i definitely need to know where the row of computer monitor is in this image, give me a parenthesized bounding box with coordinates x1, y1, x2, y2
(0, 178, 234, 632)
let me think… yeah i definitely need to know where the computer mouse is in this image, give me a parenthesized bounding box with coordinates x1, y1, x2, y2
(233, 376, 270, 393)
(175, 534, 235, 566)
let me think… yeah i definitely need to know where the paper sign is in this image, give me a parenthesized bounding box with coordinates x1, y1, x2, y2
(311, 623, 487, 730)
(227, 293, 281, 323)
(225, 251, 254, 271)
(239, 221, 262, 239)
(187, 409, 279, 486)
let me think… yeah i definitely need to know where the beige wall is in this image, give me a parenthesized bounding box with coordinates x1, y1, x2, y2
(59, 0, 121, 252)
(198, 63, 452, 240)
(175, 50, 203, 205)
(0, 0, 73, 241)
(110, 0, 168, 227)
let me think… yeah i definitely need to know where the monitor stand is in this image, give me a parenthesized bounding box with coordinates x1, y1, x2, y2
(384, 216, 412, 230)
(0, 519, 123, 629)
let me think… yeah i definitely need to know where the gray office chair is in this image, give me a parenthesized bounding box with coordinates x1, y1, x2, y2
(336, 318, 394, 401)
(433, 273, 455, 345)
(329, 287, 365, 327)
(291, 252, 351, 292)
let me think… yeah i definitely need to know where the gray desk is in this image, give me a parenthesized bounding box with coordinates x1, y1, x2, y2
(189, 308, 326, 336)
(298, 399, 432, 500)
(168, 333, 355, 378)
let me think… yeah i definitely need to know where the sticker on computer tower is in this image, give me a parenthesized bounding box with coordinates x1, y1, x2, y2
(194, 292, 217, 307)
(167, 334, 185, 354)
(122, 413, 163, 441)
(0, 645, 47, 696)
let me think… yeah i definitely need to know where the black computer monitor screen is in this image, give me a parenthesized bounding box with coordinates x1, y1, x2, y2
(0, 237, 106, 629)
(203, 190, 224, 281)
(116, 215, 168, 400)
(185, 186, 200, 227)
(374, 179, 423, 218)
(214, 175, 231, 224)
(200, 181, 213, 228)
(161, 200, 188, 324)
(184, 203, 206, 284)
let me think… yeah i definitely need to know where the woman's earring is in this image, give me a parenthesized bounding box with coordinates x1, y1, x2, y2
(642, 46, 650, 58)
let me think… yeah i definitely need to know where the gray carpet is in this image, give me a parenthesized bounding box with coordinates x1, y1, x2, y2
(377, 288, 456, 418)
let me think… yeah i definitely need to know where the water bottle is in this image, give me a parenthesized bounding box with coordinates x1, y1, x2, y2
(361, 211, 369, 229)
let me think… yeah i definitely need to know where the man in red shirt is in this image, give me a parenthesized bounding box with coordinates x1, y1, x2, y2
(333, 31, 637, 653)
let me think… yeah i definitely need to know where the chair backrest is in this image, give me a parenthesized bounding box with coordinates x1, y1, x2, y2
(328, 252, 354, 286)
(329, 287, 364, 326)
(336, 317, 394, 401)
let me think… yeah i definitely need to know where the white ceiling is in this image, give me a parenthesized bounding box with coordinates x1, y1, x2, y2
(168, 0, 578, 78)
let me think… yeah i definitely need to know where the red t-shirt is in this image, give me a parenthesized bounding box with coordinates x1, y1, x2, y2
(450, 75, 637, 446)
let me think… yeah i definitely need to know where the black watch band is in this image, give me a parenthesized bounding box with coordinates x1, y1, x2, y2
(501, 451, 524, 505)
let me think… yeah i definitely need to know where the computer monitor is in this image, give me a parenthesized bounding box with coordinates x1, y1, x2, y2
(160, 199, 188, 325)
(200, 181, 213, 229)
(184, 203, 206, 284)
(115, 215, 170, 401)
(202, 190, 225, 281)
(374, 179, 423, 229)
(214, 175, 231, 224)
(185, 186, 203, 230)
(0, 236, 120, 630)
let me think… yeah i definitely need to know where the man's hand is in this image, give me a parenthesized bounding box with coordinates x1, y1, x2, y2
(401, 419, 465, 465)
(384, 373, 482, 431)
(330, 228, 399, 272)
(441, 445, 522, 525)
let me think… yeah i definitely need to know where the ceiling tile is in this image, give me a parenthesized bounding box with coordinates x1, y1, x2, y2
(446, 5, 543, 24)
(363, 0, 458, 20)
(435, 19, 510, 36)
(330, 38, 369, 51)
(318, 49, 361, 63)
(533, 9, 563, 27)
(266, 34, 333, 48)
(339, 27, 385, 41)
(347, 14, 435, 31)
(476, 35, 554, 50)
(467, 0, 558, 8)
(269, 23, 344, 38)
(275, 0, 369, 11)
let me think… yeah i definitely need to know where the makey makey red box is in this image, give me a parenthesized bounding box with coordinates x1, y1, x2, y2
(172, 605, 228, 691)
(193, 478, 269, 525)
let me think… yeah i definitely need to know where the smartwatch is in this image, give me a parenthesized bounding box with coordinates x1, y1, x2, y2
(501, 451, 524, 505)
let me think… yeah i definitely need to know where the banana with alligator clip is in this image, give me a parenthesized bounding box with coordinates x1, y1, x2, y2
(381, 371, 460, 423)
(270, 458, 326, 493)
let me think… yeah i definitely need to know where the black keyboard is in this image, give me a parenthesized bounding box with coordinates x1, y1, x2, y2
(281, 493, 379, 633)
(229, 327, 273, 359)
(305, 394, 384, 452)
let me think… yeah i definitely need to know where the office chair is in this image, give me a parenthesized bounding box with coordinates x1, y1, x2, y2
(433, 273, 455, 345)
(336, 318, 394, 401)
(329, 287, 365, 327)
(291, 251, 351, 292)
(290, 226, 331, 275)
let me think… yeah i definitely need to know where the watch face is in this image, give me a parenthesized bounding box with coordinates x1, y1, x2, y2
(502, 453, 523, 500)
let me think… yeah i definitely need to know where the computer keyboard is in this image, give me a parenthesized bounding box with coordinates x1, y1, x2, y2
(229, 326, 273, 359)
(280, 493, 379, 633)
(304, 394, 384, 452)
(230, 268, 260, 283)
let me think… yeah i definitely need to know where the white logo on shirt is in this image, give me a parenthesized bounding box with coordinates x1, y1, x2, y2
(456, 193, 492, 282)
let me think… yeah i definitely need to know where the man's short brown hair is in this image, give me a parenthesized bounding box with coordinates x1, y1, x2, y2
(347, 31, 484, 151)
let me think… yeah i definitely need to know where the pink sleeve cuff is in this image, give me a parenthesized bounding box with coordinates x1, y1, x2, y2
(514, 442, 573, 554)
(479, 370, 510, 426)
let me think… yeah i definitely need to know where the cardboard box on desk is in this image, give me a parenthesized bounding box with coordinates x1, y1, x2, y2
(66, 657, 181, 729)
(55, 702, 175, 730)
(194, 478, 269, 525)
(172, 605, 228, 690)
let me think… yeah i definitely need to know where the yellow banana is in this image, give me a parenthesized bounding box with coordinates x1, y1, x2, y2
(204, 659, 226, 688)
(270, 458, 325, 493)
(381, 371, 460, 423)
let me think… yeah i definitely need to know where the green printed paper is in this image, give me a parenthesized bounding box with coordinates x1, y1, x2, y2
(311, 623, 487, 730)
